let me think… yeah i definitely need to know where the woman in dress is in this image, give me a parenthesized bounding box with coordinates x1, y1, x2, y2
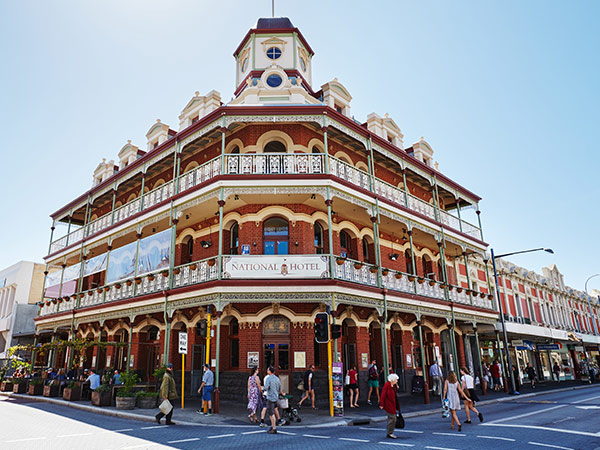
(247, 366, 261, 423)
(443, 371, 469, 431)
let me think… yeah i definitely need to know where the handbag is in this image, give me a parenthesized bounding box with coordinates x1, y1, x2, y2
(297, 381, 305, 391)
(441, 398, 450, 418)
(159, 399, 173, 415)
(345, 373, 350, 385)
(395, 412, 405, 429)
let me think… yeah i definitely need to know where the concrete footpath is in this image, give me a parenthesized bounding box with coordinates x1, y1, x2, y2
(1, 379, 596, 428)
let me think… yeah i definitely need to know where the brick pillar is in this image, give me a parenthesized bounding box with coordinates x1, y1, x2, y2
(355, 326, 370, 369)
(457, 333, 466, 369)
(106, 335, 116, 368)
(239, 323, 262, 370)
(130, 332, 142, 371)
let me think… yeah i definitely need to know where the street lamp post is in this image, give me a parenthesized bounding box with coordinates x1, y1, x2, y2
(490, 247, 554, 394)
(584, 274, 600, 336)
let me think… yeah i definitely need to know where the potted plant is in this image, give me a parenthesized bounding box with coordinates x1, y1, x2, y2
(97, 288, 103, 294)
(488, 294, 493, 300)
(136, 390, 159, 409)
(189, 263, 197, 271)
(456, 287, 463, 293)
(161, 271, 169, 278)
(395, 272, 403, 280)
(126, 280, 133, 286)
(428, 279, 436, 286)
(205, 260, 214, 268)
(448, 285, 454, 291)
(63, 381, 81, 401)
(12, 378, 27, 393)
(43, 380, 60, 397)
(115, 371, 140, 410)
(1, 379, 13, 392)
(87, 291, 94, 296)
(104, 286, 111, 292)
(480, 292, 486, 298)
(28, 378, 44, 395)
(369, 265, 378, 274)
(417, 277, 425, 284)
(115, 283, 122, 289)
(353, 262, 362, 270)
(381, 269, 389, 276)
(91, 384, 112, 406)
(148, 274, 155, 281)
(336, 257, 346, 266)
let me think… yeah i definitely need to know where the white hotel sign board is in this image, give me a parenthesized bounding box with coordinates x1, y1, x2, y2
(223, 255, 329, 279)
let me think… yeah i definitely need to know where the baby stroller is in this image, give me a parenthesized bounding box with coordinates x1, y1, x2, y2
(278, 394, 301, 424)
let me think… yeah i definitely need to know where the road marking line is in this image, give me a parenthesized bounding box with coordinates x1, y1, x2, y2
(242, 430, 265, 435)
(302, 434, 330, 439)
(167, 438, 200, 443)
(140, 425, 168, 429)
(377, 443, 415, 447)
(571, 394, 600, 404)
(432, 432, 466, 436)
(110, 428, 134, 432)
(528, 442, 574, 450)
(477, 435, 515, 441)
(277, 431, 296, 435)
(425, 447, 458, 450)
(207, 434, 235, 439)
(339, 437, 370, 442)
(6, 437, 47, 442)
(482, 423, 600, 438)
(57, 433, 93, 438)
(393, 429, 424, 434)
(488, 405, 566, 423)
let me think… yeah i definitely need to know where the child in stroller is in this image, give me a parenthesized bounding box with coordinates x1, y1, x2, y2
(278, 394, 301, 424)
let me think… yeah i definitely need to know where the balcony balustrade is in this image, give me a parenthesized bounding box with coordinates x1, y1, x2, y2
(49, 153, 482, 255)
(38, 255, 493, 317)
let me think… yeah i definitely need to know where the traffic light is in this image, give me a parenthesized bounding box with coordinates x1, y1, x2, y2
(197, 319, 207, 338)
(331, 324, 342, 340)
(314, 312, 329, 343)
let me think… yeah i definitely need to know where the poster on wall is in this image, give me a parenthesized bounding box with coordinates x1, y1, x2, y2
(107, 241, 137, 283)
(84, 253, 108, 276)
(61, 262, 82, 297)
(44, 269, 64, 298)
(361, 353, 369, 368)
(332, 362, 344, 416)
(137, 229, 171, 276)
(406, 354, 412, 368)
(247, 352, 259, 368)
(294, 352, 306, 369)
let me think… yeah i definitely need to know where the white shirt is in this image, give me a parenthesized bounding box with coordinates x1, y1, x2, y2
(461, 374, 474, 389)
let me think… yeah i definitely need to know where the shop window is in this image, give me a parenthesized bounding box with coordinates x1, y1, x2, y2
(263, 217, 288, 255)
(314, 223, 324, 254)
(230, 223, 239, 255)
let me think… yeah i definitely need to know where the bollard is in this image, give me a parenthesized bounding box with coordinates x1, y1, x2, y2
(213, 387, 220, 414)
(423, 381, 430, 404)
(481, 378, 487, 395)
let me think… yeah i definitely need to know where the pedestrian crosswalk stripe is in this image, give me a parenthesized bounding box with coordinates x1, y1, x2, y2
(339, 437, 369, 442)
(528, 442, 574, 450)
(167, 438, 200, 443)
(207, 434, 235, 439)
(302, 434, 330, 439)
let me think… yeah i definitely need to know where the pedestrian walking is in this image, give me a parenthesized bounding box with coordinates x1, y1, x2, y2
(459, 367, 483, 424)
(155, 363, 177, 425)
(264, 366, 284, 434)
(196, 364, 214, 416)
(247, 366, 261, 423)
(443, 371, 469, 432)
(429, 360, 443, 396)
(260, 370, 284, 427)
(298, 364, 316, 409)
(482, 362, 490, 390)
(348, 365, 359, 408)
(380, 373, 400, 439)
(367, 360, 380, 405)
(491, 360, 501, 391)
(553, 361, 561, 382)
(525, 363, 537, 388)
(513, 366, 521, 392)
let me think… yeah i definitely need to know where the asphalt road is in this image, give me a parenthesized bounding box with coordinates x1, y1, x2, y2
(1, 386, 599, 450)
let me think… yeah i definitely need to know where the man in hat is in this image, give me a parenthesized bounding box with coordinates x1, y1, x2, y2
(197, 364, 214, 416)
(155, 363, 177, 425)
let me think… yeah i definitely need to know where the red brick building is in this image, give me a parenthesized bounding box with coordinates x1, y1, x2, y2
(36, 17, 496, 404)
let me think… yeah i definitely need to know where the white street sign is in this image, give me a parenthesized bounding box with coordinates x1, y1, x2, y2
(178, 332, 188, 354)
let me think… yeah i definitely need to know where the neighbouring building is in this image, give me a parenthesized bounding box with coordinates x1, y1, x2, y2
(35, 17, 500, 404)
(0, 261, 46, 364)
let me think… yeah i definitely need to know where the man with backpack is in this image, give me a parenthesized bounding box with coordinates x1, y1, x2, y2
(367, 359, 380, 405)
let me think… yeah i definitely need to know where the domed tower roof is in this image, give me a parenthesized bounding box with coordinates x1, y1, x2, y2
(255, 17, 295, 29)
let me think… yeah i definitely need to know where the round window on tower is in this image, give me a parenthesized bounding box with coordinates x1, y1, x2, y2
(266, 47, 282, 60)
(241, 57, 248, 72)
(266, 74, 283, 88)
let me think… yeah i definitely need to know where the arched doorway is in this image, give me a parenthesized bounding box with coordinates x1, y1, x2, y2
(262, 315, 291, 392)
(263, 217, 288, 255)
(390, 323, 405, 391)
(341, 318, 357, 372)
(114, 329, 129, 372)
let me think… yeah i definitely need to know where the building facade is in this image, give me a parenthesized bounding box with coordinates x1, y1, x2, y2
(0, 261, 45, 363)
(36, 18, 498, 402)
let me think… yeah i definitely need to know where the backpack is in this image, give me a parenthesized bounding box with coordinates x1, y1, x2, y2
(369, 365, 378, 380)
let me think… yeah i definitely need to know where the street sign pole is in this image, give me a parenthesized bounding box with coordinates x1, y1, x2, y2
(178, 332, 188, 409)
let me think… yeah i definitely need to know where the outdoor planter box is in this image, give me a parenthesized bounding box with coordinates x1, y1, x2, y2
(12, 382, 27, 393)
(0, 382, 14, 392)
(28, 384, 44, 395)
(137, 396, 158, 409)
(115, 396, 136, 410)
(43, 385, 60, 397)
(63, 386, 81, 401)
(91, 391, 112, 407)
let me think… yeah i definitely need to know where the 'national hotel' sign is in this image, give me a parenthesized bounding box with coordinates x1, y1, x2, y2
(223, 255, 329, 279)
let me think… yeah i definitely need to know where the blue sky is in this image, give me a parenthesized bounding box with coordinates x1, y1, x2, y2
(0, 1, 598, 291)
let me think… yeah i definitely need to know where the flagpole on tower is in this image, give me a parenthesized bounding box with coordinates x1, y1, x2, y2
(272, 0, 274, 17)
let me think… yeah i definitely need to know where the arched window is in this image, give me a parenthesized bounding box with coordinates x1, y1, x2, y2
(312, 146, 322, 154)
(264, 141, 286, 153)
(231, 146, 240, 154)
(263, 217, 288, 255)
(230, 318, 239, 368)
(422, 255, 434, 279)
(405, 250, 414, 275)
(362, 238, 369, 262)
(314, 223, 323, 254)
(230, 223, 239, 255)
(340, 230, 352, 258)
(182, 236, 194, 264)
(147, 326, 160, 341)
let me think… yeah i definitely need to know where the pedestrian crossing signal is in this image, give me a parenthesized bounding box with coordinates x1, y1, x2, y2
(314, 312, 329, 343)
(331, 324, 342, 340)
(197, 319, 207, 338)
